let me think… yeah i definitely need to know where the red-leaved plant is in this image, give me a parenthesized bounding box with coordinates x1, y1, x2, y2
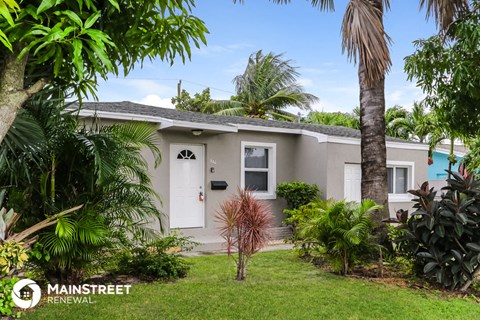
(216, 189, 273, 280)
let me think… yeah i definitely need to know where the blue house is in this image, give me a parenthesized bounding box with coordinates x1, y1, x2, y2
(428, 147, 466, 191)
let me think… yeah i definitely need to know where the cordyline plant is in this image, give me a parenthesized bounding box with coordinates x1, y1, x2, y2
(216, 189, 273, 280)
(0, 189, 82, 276)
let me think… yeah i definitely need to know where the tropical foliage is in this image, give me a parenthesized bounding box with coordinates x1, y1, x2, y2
(0, 97, 162, 283)
(390, 172, 480, 291)
(303, 109, 360, 129)
(216, 189, 273, 280)
(212, 50, 318, 121)
(405, 1, 480, 139)
(116, 232, 197, 280)
(0, 0, 209, 144)
(172, 88, 214, 113)
(234, 0, 467, 227)
(296, 199, 381, 275)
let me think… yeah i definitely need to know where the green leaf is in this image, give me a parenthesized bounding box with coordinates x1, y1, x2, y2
(454, 223, 464, 237)
(466, 242, 480, 252)
(0, 2, 14, 26)
(0, 29, 12, 51)
(434, 224, 445, 238)
(107, 0, 120, 11)
(84, 11, 101, 29)
(37, 0, 56, 14)
(417, 252, 433, 259)
(451, 249, 463, 262)
(53, 46, 63, 77)
(72, 39, 84, 80)
(424, 261, 438, 274)
(58, 10, 83, 27)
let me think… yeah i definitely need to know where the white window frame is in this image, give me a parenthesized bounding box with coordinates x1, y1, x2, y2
(387, 161, 415, 202)
(240, 141, 277, 200)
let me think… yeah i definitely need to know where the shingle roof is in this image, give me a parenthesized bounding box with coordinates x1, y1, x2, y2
(78, 101, 412, 143)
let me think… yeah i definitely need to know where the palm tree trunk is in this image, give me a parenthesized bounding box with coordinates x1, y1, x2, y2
(358, 60, 389, 228)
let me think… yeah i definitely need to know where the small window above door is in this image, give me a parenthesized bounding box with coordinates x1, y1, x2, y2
(177, 149, 196, 160)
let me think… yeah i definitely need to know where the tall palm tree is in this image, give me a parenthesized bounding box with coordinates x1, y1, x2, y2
(234, 0, 468, 226)
(213, 50, 319, 121)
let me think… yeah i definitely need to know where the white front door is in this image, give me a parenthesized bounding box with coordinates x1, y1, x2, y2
(170, 144, 205, 228)
(344, 164, 361, 202)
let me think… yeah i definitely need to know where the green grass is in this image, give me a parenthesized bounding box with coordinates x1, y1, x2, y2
(26, 250, 480, 320)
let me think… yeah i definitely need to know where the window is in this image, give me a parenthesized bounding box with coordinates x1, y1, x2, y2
(387, 162, 414, 201)
(177, 149, 196, 160)
(241, 142, 276, 199)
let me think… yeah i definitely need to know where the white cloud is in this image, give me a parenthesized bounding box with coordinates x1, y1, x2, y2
(134, 95, 175, 109)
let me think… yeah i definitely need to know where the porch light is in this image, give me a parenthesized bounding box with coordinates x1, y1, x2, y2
(191, 129, 203, 136)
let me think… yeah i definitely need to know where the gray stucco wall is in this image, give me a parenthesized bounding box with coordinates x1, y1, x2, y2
(154, 129, 298, 242)
(324, 142, 428, 217)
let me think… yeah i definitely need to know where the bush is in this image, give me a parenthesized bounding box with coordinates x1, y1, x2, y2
(276, 181, 320, 211)
(0, 278, 21, 318)
(297, 199, 381, 275)
(117, 233, 197, 280)
(392, 171, 480, 291)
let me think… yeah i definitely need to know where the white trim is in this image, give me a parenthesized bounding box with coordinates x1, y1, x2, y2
(77, 109, 428, 150)
(168, 120, 237, 132)
(240, 141, 277, 200)
(434, 148, 466, 158)
(235, 124, 301, 135)
(78, 109, 165, 123)
(387, 160, 414, 202)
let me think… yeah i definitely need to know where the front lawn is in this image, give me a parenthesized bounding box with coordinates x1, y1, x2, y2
(26, 250, 480, 320)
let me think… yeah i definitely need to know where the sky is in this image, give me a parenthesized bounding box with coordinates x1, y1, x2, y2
(92, 1, 439, 114)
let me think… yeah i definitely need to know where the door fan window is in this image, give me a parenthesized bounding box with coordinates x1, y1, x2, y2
(177, 149, 196, 160)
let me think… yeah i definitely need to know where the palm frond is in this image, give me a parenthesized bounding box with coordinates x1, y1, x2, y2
(419, 0, 469, 31)
(342, 0, 392, 86)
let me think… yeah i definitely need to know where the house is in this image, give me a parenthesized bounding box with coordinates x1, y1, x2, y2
(429, 145, 466, 191)
(78, 102, 428, 249)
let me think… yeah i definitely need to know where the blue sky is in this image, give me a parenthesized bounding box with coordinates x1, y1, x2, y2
(93, 1, 438, 114)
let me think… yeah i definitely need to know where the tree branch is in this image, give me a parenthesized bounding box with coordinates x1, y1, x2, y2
(25, 78, 48, 98)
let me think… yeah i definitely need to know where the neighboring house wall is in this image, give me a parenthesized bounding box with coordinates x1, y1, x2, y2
(428, 151, 464, 193)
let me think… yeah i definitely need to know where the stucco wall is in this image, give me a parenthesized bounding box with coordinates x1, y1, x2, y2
(292, 135, 328, 198)
(324, 142, 428, 217)
(154, 129, 298, 242)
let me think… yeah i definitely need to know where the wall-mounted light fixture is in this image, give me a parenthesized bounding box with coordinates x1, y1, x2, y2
(191, 129, 203, 136)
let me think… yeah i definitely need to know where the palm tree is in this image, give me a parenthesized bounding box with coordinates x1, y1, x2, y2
(234, 0, 468, 226)
(298, 199, 381, 275)
(213, 50, 318, 121)
(1, 96, 163, 283)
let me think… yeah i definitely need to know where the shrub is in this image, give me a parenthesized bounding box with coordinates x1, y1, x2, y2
(216, 189, 273, 280)
(276, 181, 320, 211)
(297, 199, 381, 275)
(392, 172, 480, 291)
(117, 233, 197, 280)
(0, 278, 21, 318)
